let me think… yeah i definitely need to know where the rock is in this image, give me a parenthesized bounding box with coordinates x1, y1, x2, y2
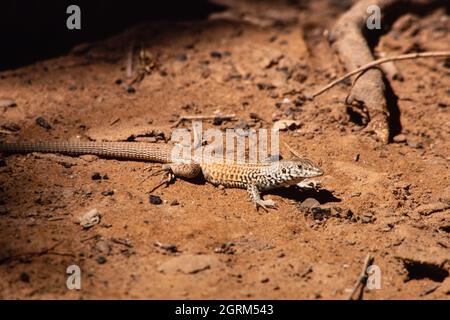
(19, 272, 30, 283)
(311, 207, 332, 220)
(149, 195, 162, 205)
(170, 199, 179, 206)
(80, 155, 98, 162)
(393, 134, 407, 143)
(76, 208, 101, 229)
(101, 190, 114, 196)
(210, 51, 222, 59)
(360, 212, 376, 223)
(0, 98, 17, 108)
(272, 119, 301, 131)
(91, 172, 102, 180)
(1, 122, 21, 132)
(415, 202, 450, 216)
(35, 117, 52, 130)
(407, 138, 423, 149)
(256, 82, 276, 90)
(214, 242, 236, 254)
(96, 256, 107, 264)
(95, 240, 112, 255)
(176, 53, 187, 61)
(157, 254, 221, 274)
(154, 241, 179, 254)
(298, 198, 320, 212)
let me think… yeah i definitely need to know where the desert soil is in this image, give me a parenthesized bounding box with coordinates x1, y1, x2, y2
(0, 0, 449, 299)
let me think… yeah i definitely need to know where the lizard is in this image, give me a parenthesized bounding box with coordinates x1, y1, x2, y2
(0, 140, 323, 210)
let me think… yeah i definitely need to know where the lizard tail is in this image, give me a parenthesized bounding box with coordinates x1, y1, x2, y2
(0, 141, 174, 163)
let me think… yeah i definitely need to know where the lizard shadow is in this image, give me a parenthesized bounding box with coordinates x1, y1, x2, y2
(268, 187, 341, 205)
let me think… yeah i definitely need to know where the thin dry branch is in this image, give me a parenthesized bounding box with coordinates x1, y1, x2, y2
(311, 51, 450, 98)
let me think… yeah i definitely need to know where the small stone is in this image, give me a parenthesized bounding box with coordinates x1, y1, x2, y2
(91, 172, 102, 180)
(210, 51, 222, 59)
(260, 277, 270, 283)
(393, 134, 407, 143)
(170, 199, 179, 206)
(76, 208, 101, 229)
(257, 82, 276, 90)
(126, 86, 136, 94)
(361, 212, 376, 223)
(272, 120, 301, 131)
(298, 198, 320, 211)
(80, 155, 98, 162)
(19, 272, 30, 283)
(415, 202, 450, 216)
(101, 190, 114, 196)
(95, 240, 112, 255)
(149, 195, 162, 205)
(96, 256, 107, 264)
(407, 138, 423, 149)
(176, 53, 187, 61)
(0, 98, 16, 108)
(354, 154, 360, 162)
(35, 117, 52, 130)
(311, 207, 332, 220)
(1, 122, 21, 132)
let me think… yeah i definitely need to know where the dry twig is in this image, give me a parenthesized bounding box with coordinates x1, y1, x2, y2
(311, 51, 450, 98)
(347, 254, 374, 300)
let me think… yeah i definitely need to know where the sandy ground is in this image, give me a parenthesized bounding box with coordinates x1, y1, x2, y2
(0, 0, 449, 299)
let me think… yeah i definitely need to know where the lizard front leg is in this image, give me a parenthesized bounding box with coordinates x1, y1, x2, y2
(247, 184, 277, 211)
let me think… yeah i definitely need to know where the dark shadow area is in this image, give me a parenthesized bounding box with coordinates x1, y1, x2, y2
(403, 259, 449, 283)
(383, 75, 402, 139)
(269, 187, 341, 205)
(0, 0, 226, 71)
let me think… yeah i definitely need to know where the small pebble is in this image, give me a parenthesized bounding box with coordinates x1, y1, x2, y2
(35, 117, 52, 130)
(170, 199, 179, 206)
(149, 195, 162, 205)
(91, 172, 102, 180)
(96, 256, 107, 264)
(210, 51, 222, 59)
(19, 272, 30, 283)
(0, 98, 17, 108)
(176, 53, 187, 61)
(101, 190, 114, 196)
(393, 134, 407, 143)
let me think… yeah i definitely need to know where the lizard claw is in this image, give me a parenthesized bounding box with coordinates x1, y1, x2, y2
(297, 179, 322, 190)
(148, 171, 175, 194)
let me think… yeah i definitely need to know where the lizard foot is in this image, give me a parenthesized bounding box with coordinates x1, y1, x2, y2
(148, 170, 175, 193)
(297, 179, 322, 190)
(254, 199, 278, 211)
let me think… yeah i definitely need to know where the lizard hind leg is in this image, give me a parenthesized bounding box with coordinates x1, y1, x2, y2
(247, 184, 277, 211)
(147, 162, 202, 193)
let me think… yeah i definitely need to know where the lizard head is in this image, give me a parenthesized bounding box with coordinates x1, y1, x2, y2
(280, 158, 323, 178)
(263, 158, 323, 189)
